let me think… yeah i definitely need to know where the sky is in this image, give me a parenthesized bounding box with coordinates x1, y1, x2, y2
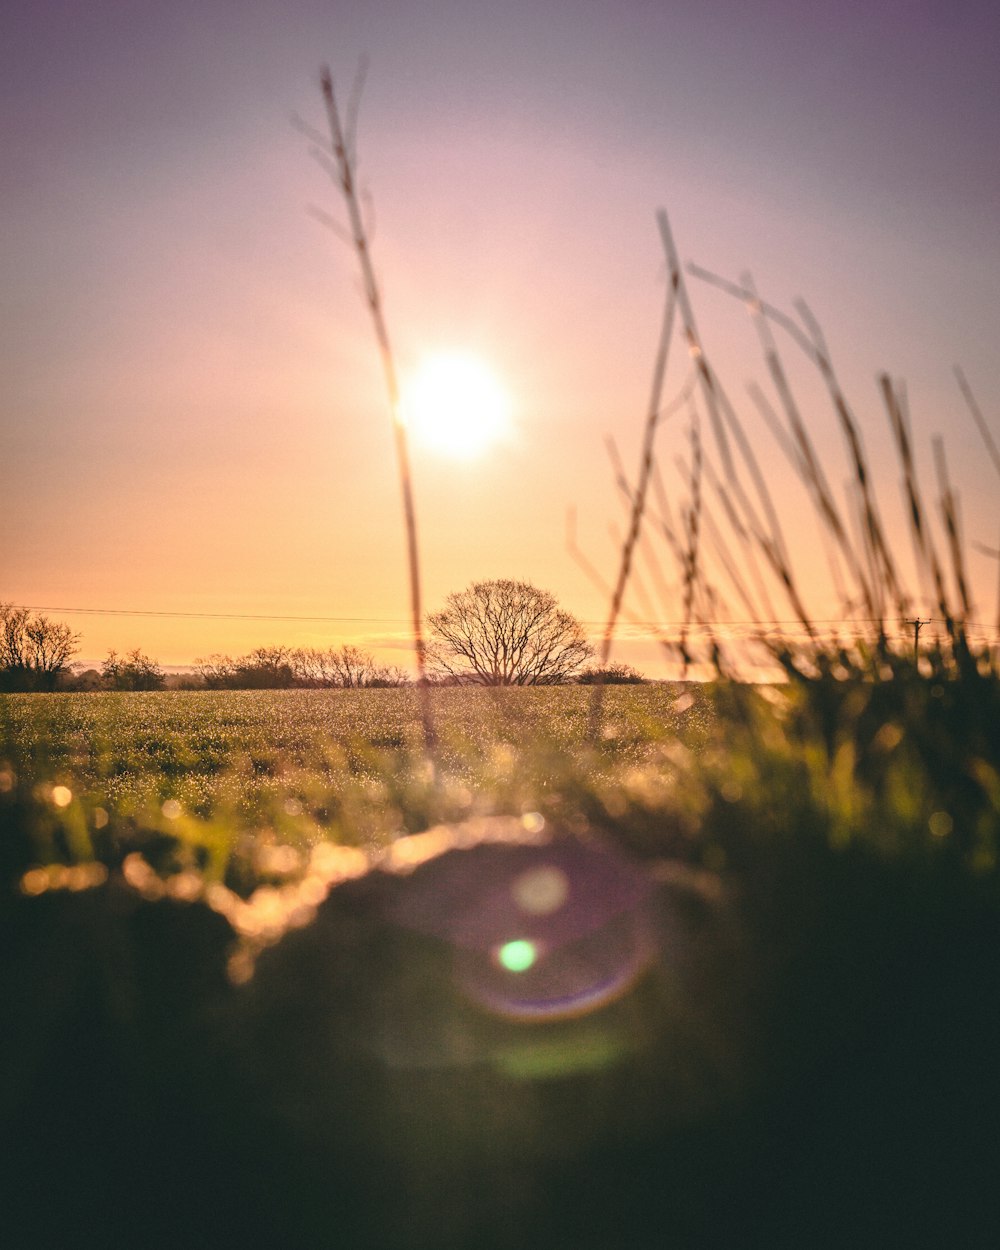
(3, 0, 999, 675)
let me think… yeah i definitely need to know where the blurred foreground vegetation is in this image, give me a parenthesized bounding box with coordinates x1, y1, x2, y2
(2, 658, 999, 1248)
(0, 685, 715, 875)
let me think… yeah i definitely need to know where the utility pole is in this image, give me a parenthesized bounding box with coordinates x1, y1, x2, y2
(906, 618, 928, 663)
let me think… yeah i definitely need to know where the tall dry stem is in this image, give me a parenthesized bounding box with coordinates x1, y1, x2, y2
(588, 209, 678, 736)
(880, 373, 948, 621)
(955, 366, 1000, 483)
(933, 437, 972, 627)
(318, 67, 434, 747)
(689, 264, 881, 621)
(679, 412, 703, 675)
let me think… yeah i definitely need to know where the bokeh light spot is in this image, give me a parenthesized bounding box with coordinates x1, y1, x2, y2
(929, 810, 953, 839)
(20, 868, 49, 896)
(511, 865, 569, 915)
(497, 939, 538, 973)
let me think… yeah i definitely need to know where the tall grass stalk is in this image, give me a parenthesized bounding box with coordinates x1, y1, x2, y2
(589, 214, 997, 680)
(588, 210, 679, 736)
(317, 67, 435, 747)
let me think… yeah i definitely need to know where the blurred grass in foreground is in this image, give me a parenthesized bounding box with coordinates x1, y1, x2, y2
(2, 654, 999, 1249)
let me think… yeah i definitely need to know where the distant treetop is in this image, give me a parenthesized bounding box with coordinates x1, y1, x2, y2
(427, 579, 593, 686)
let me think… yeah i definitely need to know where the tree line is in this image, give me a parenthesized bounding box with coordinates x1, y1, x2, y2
(194, 645, 408, 690)
(0, 606, 409, 692)
(2, 583, 650, 691)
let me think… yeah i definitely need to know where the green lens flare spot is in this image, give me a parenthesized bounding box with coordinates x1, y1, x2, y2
(497, 939, 538, 972)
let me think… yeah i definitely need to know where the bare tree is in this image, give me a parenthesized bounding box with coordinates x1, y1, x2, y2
(291, 644, 370, 687)
(193, 654, 236, 689)
(365, 662, 409, 688)
(0, 603, 80, 690)
(25, 616, 78, 679)
(333, 643, 379, 687)
(0, 604, 31, 671)
(191, 643, 408, 689)
(102, 649, 165, 691)
(235, 647, 295, 688)
(292, 644, 408, 688)
(290, 646, 334, 687)
(428, 580, 593, 686)
(193, 649, 293, 688)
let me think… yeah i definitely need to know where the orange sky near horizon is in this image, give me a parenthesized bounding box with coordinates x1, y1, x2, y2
(3, 2, 999, 677)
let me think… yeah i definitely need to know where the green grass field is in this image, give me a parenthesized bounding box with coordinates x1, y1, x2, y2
(3, 667, 998, 891)
(0, 684, 717, 874)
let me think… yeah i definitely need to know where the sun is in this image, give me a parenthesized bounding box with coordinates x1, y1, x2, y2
(402, 352, 511, 459)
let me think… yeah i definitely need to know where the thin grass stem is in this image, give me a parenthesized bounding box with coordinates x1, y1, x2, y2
(319, 67, 434, 747)
(955, 366, 1000, 482)
(588, 212, 679, 736)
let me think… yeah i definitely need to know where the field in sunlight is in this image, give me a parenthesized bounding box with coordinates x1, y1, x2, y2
(0, 685, 716, 868)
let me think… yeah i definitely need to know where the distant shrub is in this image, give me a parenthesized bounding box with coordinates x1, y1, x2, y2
(192, 644, 407, 689)
(101, 649, 165, 691)
(577, 663, 647, 685)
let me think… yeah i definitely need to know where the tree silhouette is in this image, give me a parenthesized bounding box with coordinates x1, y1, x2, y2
(101, 649, 165, 691)
(192, 644, 407, 689)
(0, 603, 79, 691)
(427, 580, 593, 686)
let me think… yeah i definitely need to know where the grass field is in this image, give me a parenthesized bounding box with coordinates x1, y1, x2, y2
(0, 684, 717, 873)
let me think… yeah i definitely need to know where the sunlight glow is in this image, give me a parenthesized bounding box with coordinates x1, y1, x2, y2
(403, 352, 510, 458)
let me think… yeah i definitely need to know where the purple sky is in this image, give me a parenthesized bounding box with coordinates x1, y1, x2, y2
(3, 0, 999, 670)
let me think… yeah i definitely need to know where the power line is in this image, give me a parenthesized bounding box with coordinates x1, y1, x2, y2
(15, 603, 999, 636)
(9, 603, 894, 627)
(21, 605, 402, 624)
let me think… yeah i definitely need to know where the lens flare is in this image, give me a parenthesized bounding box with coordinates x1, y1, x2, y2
(497, 939, 538, 972)
(389, 824, 658, 1022)
(511, 865, 569, 916)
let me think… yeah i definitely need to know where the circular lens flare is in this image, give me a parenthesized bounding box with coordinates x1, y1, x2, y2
(387, 823, 659, 1023)
(496, 939, 538, 972)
